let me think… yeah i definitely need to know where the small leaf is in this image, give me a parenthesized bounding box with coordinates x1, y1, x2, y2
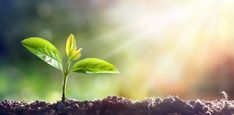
(73, 58, 119, 73)
(21, 37, 63, 70)
(70, 48, 82, 60)
(66, 34, 76, 57)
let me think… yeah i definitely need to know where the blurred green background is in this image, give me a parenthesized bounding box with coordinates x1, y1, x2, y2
(1, 0, 234, 102)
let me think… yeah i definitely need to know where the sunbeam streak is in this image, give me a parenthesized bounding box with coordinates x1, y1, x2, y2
(97, 0, 234, 99)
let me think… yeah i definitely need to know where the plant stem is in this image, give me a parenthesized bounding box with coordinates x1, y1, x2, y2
(61, 59, 72, 101)
(62, 72, 69, 101)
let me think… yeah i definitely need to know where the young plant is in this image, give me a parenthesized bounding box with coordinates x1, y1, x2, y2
(21, 34, 119, 101)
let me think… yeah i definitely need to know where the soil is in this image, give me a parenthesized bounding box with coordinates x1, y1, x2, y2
(1, 96, 234, 115)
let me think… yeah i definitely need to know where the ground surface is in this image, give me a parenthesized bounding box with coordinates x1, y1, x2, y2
(0, 96, 234, 115)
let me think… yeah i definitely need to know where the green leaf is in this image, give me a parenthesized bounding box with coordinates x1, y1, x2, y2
(66, 34, 82, 60)
(70, 48, 82, 60)
(73, 58, 119, 73)
(21, 37, 63, 70)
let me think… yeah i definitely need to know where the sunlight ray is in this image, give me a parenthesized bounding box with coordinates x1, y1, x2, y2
(132, 0, 225, 96)
(85, 1, 203, 54)
(101, 1, 206, 59)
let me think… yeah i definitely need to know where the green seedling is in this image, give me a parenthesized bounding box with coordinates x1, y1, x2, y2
(21, 34, 119, 101)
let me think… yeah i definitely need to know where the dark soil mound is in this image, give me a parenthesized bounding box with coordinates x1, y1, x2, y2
(0, 96, 234, 115)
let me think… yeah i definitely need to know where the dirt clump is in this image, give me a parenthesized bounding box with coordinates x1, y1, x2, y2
(0, 96, 234, 115)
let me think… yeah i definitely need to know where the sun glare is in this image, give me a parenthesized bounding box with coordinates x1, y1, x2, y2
(97, 0, 234, 99)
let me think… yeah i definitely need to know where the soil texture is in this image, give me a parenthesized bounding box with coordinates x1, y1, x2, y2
(1, 96, 234, 115)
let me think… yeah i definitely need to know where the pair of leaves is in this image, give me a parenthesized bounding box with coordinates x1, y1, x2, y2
(21, 35, 118, 74)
